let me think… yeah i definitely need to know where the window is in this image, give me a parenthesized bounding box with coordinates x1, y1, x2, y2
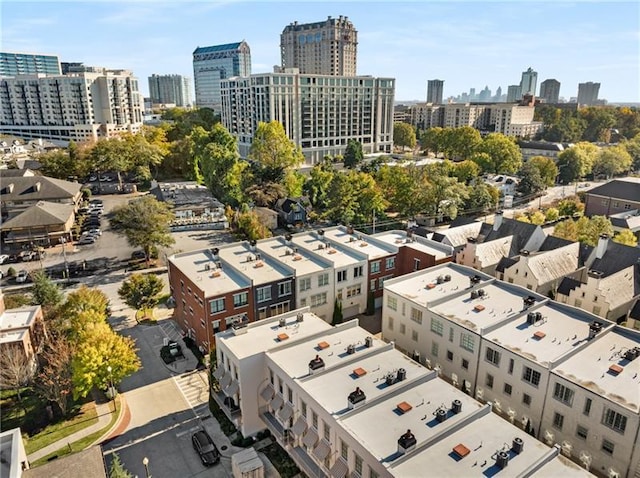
(486, 374, 494, 389)
(386, 257, 396, 270)
(257, 286, 272, 303)
(379, 275, 392, 290)
(210, 298, 225, 314)
(323, 422, 330, 441)
(593, 306, 601, 315)
(312, 411, 318, 429)
(310, 293, 327, 308)
(431, 317, 444, 336)
(369, 469, 379, 478)
(200, 319, 206, 329)
(449, 328, 454, 343)
(287, 386, 293, 403)
(460, 333, 475, 352)
(485, 348, 501, 366)
(553, 412, 565, 430)
(553, 383, 575, 406)
(346, 285, 362, 298)
(299, 278, 311, 292)
(508, 358, 514, 375)
(278, 281, 292, 297)
(522, 366, 541, 387)
(576, 425, 588, 440)
(410, 307, 423, 324)
(370, 261, 381, 273)
(354, 454, 363, 475)
(354, 265, 363, 278)
(337, 270, 347, 282)
(413, 258, 420, 271)
(446, 350, 454, 361)
(388, 296, 397, 311)
(318, 273, 329, 287)
(522, 393, 532, 406)
(370, 279, 376, 291)
(233, 292, 248, 308)
(412, 330, 419, 342)
(504, 383, 512, 396)
(301, 400, 307, 418)
(340, 439, 348, 460)
(574, 299, 582, 308)
(462, 358, 469, 370)
(602, 438, 615, 456)
(602, 408, 627, 434)
(399, 323, 406, 335)
(583, 398, 592, 416)
(431, 342, 439, 357)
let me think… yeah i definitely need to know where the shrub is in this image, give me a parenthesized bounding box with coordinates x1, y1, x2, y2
(7, 267, 16, 277)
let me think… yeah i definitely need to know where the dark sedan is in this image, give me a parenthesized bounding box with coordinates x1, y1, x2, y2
(191, 430, 220, 466)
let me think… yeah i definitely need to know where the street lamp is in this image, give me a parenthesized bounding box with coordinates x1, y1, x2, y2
(107, 365, 115, 412)
(60, 237, 70, 281)
(142, 457, 151, 478)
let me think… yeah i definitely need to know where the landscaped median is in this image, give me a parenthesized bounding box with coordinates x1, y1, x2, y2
(29, 396, 123, 468)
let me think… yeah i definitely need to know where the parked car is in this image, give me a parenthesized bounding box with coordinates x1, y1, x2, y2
(19, 251, 40, 262)
(0, 254, 9, 264)
(89, 174, 98, 182)
(191, 430, 219, 466)
(15, 270, 29, 283)
(77, 236, 97, 245)
(89, 199, 103, 205)
(131, 250, 146, 260)
(87, 228, 102, 236)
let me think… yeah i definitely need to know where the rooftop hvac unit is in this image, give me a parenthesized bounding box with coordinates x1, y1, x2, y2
(451, 399, 462, 414)
(365, 336, 373, 348)
(296, 312, 304, 322)
(279, 317, 286, 327)
(435, 408, 447, 423)
(444, 275, 451, 282)
(496, 451, 509, 469)
(436, 275, 444, 284)
(512, 437, 524, 454)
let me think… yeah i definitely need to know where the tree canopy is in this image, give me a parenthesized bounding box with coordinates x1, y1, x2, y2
(527, 156, 558, 187)
(592, 145, 633, 179)
(343, 139, 364, 169)
(249, 121, 304, 171)
(475, 133, 522, 174)
(393, 122, 417, 149)
(118, 273, 165, 313)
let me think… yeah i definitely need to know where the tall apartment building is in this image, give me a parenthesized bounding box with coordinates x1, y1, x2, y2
(148, 74, 192, 107)
(443, 104, 492, 130)
(212, 308, 594, 478)
(220, 70, 395, 164)
(0, 69, 143, 144)
(426, 79, 444, 104)
(507, 85, 523, 102)
(382, 262, 640, 477)
(192, 41, 251, 111)
(539, 79, 561, 103)
(577, 82, 601, 106)
(409, 103, 444, 131)
(0, 52, 60, 76)
(490, 104, 543, 137)
(520, 67, 538, 96)
(280, 16, 357, 76)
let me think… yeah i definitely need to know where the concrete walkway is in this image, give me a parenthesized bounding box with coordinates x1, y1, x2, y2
(28, 399, 118, 462)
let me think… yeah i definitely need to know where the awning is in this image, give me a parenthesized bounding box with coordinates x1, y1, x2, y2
(213, 367, 226, 380)
(291, 416, 307, 436)
(219, 373, 232, 389)
(277, 402, 293, 422)
(330, 458, 349, 478)
(270, 394, 284, 411)
(302, 428, 319, 448)
(260, 384, 275, 401)
(224, 380, 239, 397)
(313, 439, 331, 461)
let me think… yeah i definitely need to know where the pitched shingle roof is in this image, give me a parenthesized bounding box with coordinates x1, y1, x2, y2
(527, 242, 580, 285)
(590, 241, 640, 279)
(479, 217, 539, 252)
(496, 256, 518, 273)
(0, 175, 80, 202)
(586, 178, 640, 203)
(538, 235, 574, 252)
(1, 201, 74, 229)
(557, 277, 582, 296)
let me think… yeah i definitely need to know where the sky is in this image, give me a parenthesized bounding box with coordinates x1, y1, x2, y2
(2, 1, 639, 103)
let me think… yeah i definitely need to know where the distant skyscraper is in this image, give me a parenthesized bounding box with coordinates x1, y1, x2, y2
(478, 86, 492, 102)
(507, 85, 522, 102)
(520, 67, 538, 96)
(1, 52, 60, 76)
(426, 79, 444, 104)
(577, 82, 600, 106)
(192, 41, 251, 111)
(494, 86, 503, 102)
(281, 16, 357, 76)
(148, 74, 192, 107)
(539, 79, 561, 103)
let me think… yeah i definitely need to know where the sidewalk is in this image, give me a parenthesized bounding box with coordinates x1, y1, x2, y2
(27, 397, 122, 462)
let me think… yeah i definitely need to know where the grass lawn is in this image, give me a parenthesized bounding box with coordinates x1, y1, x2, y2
(135, 308, 156, 324)
(30, 396, 121, 468)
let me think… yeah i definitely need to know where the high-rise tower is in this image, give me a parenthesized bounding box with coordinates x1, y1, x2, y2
(426, 79, 444, 104)
(520, 67, 538, 96)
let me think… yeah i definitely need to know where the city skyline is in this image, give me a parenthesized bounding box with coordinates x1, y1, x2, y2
(2, 1, 639, 102)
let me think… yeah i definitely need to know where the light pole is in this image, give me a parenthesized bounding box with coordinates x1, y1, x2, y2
(60, 237, 70, 281)
(142, 457, 151, 478)
(107, 365, 115, 412)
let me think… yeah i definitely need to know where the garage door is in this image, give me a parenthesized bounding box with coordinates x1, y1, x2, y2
(343, 305, 359, 319)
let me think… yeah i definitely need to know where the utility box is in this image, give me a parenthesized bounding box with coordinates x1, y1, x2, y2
(231, 448, 264, 478)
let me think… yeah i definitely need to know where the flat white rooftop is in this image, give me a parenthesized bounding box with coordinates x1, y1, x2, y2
(486, 303, 600, 367)
(431, 282, 541, 334)
(535, 453, 595, 477)
(299, 347, 427, 416)
(0, 329, 27, 344)
(390, 410, 557, 477)
(323, 228, 394, 260)
(169, 249, 249, 298)
(374, 230, 452, 260)
(340, 373, 483, 464)
(267, 321, 385, 379)
(553, 327, 640, 413)
(219, 243, 293, 285)
(216, 310, 333, 361)
(385, 264, 491, 309)
(437, 222, 483, 248)
(258, 237, 330, 277)
(0, 306, 39, 331)
(291, 233, 363, 268)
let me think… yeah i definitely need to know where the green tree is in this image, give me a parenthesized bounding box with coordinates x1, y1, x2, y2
(326, 171, 387, 225)
(343, 139, 364, 169)
(544, 207, 560, 222)
(580, 107, 616, 142)
(420, 127, 445, 155)
(517, 162, 546, 197)
(72, 322, 140, 399)
(464, 181, 497, 213)
(393, 122, 417, 150)
(283, 170, 305, 197)
(249, 121, 304, 171)
(443, 126, 482, 160)
(613, 229, 638, 247)
(450, 160, 481, 184)
(304, 162, 335, 210)
(576, 216, 613, 246)
(623, 133, 640, 170)
(30, 270, 63, 312)
(111, 195, 175, 264)
(553, 219, 578, 241)
(556, 142, 598, 183)
(529, 211, 546, 225)
(118, 273, 165, 315)
(592, 145, 633, 179)
(557, 197, 584, 217)
(475, 133, 522, 174)
(235, 210, 272, 241)
(109, 453, 133, 478)
(331, 299, 343, 325)
(39, 150, 80, 179)
(60, 286, 110, 318)
(527, 156, 559, 187)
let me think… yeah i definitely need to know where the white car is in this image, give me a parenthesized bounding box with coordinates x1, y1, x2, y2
(15, 270, 29, 283)
(88, 228, 102, 236)
(0, 254, 9, 264)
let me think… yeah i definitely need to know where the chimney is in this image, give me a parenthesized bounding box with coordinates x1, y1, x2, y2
(493, 211, 503, 231)
(596, 234, 609, 259)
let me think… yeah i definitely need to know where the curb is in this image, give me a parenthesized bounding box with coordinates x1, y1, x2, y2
(91, 395, 129, 446)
